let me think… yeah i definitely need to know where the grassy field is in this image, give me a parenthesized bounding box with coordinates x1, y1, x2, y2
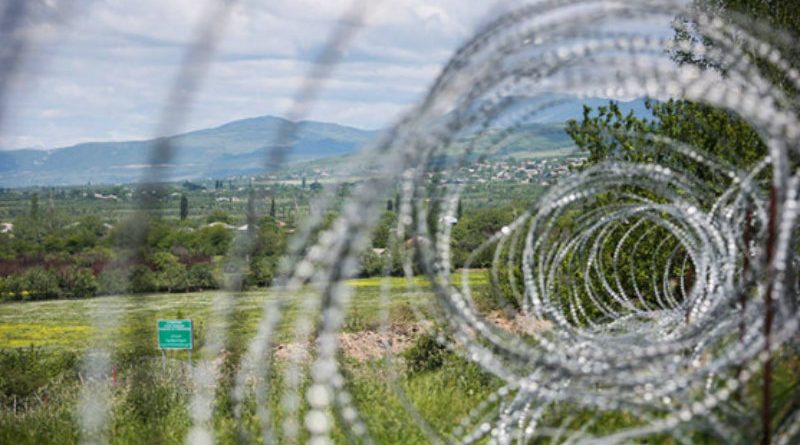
(2, 271, 794, 444)
(0, 271, 506, 445)
(0, 272, 488, 350)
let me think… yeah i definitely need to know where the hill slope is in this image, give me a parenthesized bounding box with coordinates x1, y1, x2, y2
(0, 97, 649, 187)
(0, 116, 379, 187)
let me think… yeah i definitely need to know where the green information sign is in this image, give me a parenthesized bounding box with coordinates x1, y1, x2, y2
(157, 319, 193, 350)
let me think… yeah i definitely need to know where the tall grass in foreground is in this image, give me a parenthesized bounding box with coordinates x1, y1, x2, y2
(0, 345, 502, 445)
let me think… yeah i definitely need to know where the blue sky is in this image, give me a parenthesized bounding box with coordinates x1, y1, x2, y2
(2, 0, 680, 151)
(1, 0, 495, 150)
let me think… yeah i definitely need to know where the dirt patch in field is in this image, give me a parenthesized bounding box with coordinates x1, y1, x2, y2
(485, 311, 552, 335)
(272, 313, 550, 362)
(338, 322, 432, 361)
(274, 323, 431, 362)
(274, 342, 313, 362)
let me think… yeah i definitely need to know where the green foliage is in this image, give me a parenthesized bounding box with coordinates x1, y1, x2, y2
(451, 207, 515, 268)
(128, 265, 156, 294)
(17, 267, 61, 301)
(246, 188, 257, 233)
(243, 216, 290, 287)
(187, 263, 219, 290)
(29, 193, 39, 220)
(246, 256, 276, 287)
(110, 213, 150, 253)
(57, 267, 98, 299)
(0, 266, 99, 300)
(179, 194, 188, 221)
(358, 249, 385, 278)
(269, 196, 276, 218)
(557, 1, 778, 325)
(404, 332, 451, 374)
(251, 217, 286, 258)
(675, 0, 800, 97)
(98, 268, 130, 295)
(206, 209, 231, 224)
(194, 225, 233, 256)
(149, 252, 188, 292)
(0, 212, 231, 298)
(371, 211, 395, 249)
(0, 346, 78, 404)
(565, 99, 767, 191)
(60, 216, 106, 254)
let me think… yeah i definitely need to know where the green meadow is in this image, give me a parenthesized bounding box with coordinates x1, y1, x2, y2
(0, 272, 488, 350)
(2, 271, 796, 444)
(0, 271, 507, 445)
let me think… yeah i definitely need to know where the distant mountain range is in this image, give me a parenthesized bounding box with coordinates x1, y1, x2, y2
(523, 95, 652, 124)
(0, 116, 379, 187)
(0, 97, 650, 187)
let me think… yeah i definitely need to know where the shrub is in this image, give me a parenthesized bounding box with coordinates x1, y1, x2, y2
(57, 267, 98, 299)
(359, 249, 385, 277)
(246, 256, 276, 287)
(194, 225, 232, 256)
(0, 346, 78, 405)
(98, 268, 129, 295)
(21, 267, 61, 300)
(0, 274, 24, 301)
(187, 263, 219, 290)
(404, 332, 451, 374)
(149, 252, 188, 292)
(206, 209, 231, 224)
(129, 266, 156, 293)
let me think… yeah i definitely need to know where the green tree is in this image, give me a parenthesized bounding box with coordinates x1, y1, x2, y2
(180, 194, 189, 220)
(29, 193, 39, 220)
(251, 217, 286, 258)
(149, 252, 187, 292)
(98, 268, 129, 295)
(451, 207, 514, 268)
(565, 99, 767, 193)
(195, 225, 233, 256)
(562, 3, 800, 443)
(206, 209, 231, 224)
(57, 267, 98, 299)
(22, 267, 60, 300)
(371, 212, 395, 249)
(187, 263, 219, 290)
(246, 188, 257, 234)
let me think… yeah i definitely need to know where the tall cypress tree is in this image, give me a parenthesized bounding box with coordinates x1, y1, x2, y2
(246, 188, 257, 233)
(180, 194, 189, 220)
(30, 193, 39, 219)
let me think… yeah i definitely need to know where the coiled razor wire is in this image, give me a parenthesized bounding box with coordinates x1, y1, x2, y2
(2, 0, 799, 444)
(254, 1, 800, 444)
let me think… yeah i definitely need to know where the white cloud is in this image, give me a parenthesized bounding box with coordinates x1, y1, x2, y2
(1, 0, 492, 149)
(4, 1, 675, 151)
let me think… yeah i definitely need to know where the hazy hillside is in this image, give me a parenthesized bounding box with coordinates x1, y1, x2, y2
(0, 97, 649, 187)
(525, 95, 652, 123)
(0, 116, 379, 187)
